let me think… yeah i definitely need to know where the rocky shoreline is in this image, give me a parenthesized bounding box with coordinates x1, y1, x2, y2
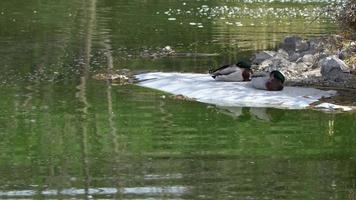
(250, 35, 356, 107)
(251, 35, 355, 86)
(92, 35, 356, 109)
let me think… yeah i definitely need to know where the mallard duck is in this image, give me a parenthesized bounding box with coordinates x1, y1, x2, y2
(251, 70, 285, 91)
(209, 61, 252, 82)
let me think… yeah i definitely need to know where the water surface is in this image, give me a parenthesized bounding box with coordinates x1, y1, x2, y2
(1, 0, 356, 199)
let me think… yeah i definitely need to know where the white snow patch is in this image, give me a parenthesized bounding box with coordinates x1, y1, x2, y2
(135, 72, 340, 110)
(314, 103, 354, 111)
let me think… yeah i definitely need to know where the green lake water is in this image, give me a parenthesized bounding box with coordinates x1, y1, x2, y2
(1, 0, 356, 199)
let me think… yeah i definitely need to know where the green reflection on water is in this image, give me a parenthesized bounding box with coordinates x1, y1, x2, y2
(1, 0, 355, 199)
(1, 82, 356, 199)
(0, 0, 337, 84)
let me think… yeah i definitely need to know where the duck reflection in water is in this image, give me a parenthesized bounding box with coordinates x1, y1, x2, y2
(217, 106, 285, 122)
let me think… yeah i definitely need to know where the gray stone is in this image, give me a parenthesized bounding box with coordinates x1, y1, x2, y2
(296, 41, 310, 53)
(301, 54, 315, 66)
(281, 36, 310, 54)
(314, 52, 329, 61)
(333, 35, 344, 42)
(351, 42, 356, 52)
(275, 49, 289, 59)
(295, 57, 303, 63)
(258, 57, 296, 80)
(251, 51, 276, 65)
(319, 56, 351, 82)
(289, 52, 301, 62)
(296, 62, 309, 72)
(308, 37, 322, 54)
(259, 59, 273, 70)
(338, 49, 352, 60)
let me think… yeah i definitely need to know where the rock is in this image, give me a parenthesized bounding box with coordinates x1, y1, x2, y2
(251, 51, 276, 65)
(282, 36, 301, 51)
(314, 52, 329, 61)
(296, 41, 310, 53)
(303, 68, 322, 78)
(319, 56, 351, 82)
(258, 57, 297, 80)
(289, 52, 301, 62)
(301, 54, 315, 66)
(320, 56, 350, 73)
(162, 46, 172, 52)
(296, 62, 309, 72)
(333, 35, 344, 43)
(161, 46, 175, 55)
(310, 53, 328, 69)
(338, 49, 352, 60)
(351, 42, 356, 52)
(281, 36, 310, 54)
(251, 35, 356, 88)
(259, 59, 273, 70)
(275, 49, 289, 59)
(308, 37, 323, 54)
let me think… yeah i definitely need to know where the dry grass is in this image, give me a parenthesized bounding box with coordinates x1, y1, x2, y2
(348, 56, 356, 72)
(338, 0, 356, 33)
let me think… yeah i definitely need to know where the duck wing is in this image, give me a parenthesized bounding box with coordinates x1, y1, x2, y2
(210, 64, 239, 76)
(213, 71, 244, 81)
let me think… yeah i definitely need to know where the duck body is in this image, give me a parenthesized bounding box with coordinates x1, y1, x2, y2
(210, 61, 252, 82)
(251, 70, 285, 91)
(251, 73, 270, 90)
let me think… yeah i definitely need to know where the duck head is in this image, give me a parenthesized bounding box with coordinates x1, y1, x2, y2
(237, 61, 253, 81)
(242, 69, 253, 81)
(266, 70, 285, 91)
(236, 61, 251, 69)
(270, 70, 285, 83)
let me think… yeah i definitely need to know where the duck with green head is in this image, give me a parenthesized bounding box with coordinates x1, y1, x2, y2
(251, 70, 285, 91)
(209, 61, 253, 82)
